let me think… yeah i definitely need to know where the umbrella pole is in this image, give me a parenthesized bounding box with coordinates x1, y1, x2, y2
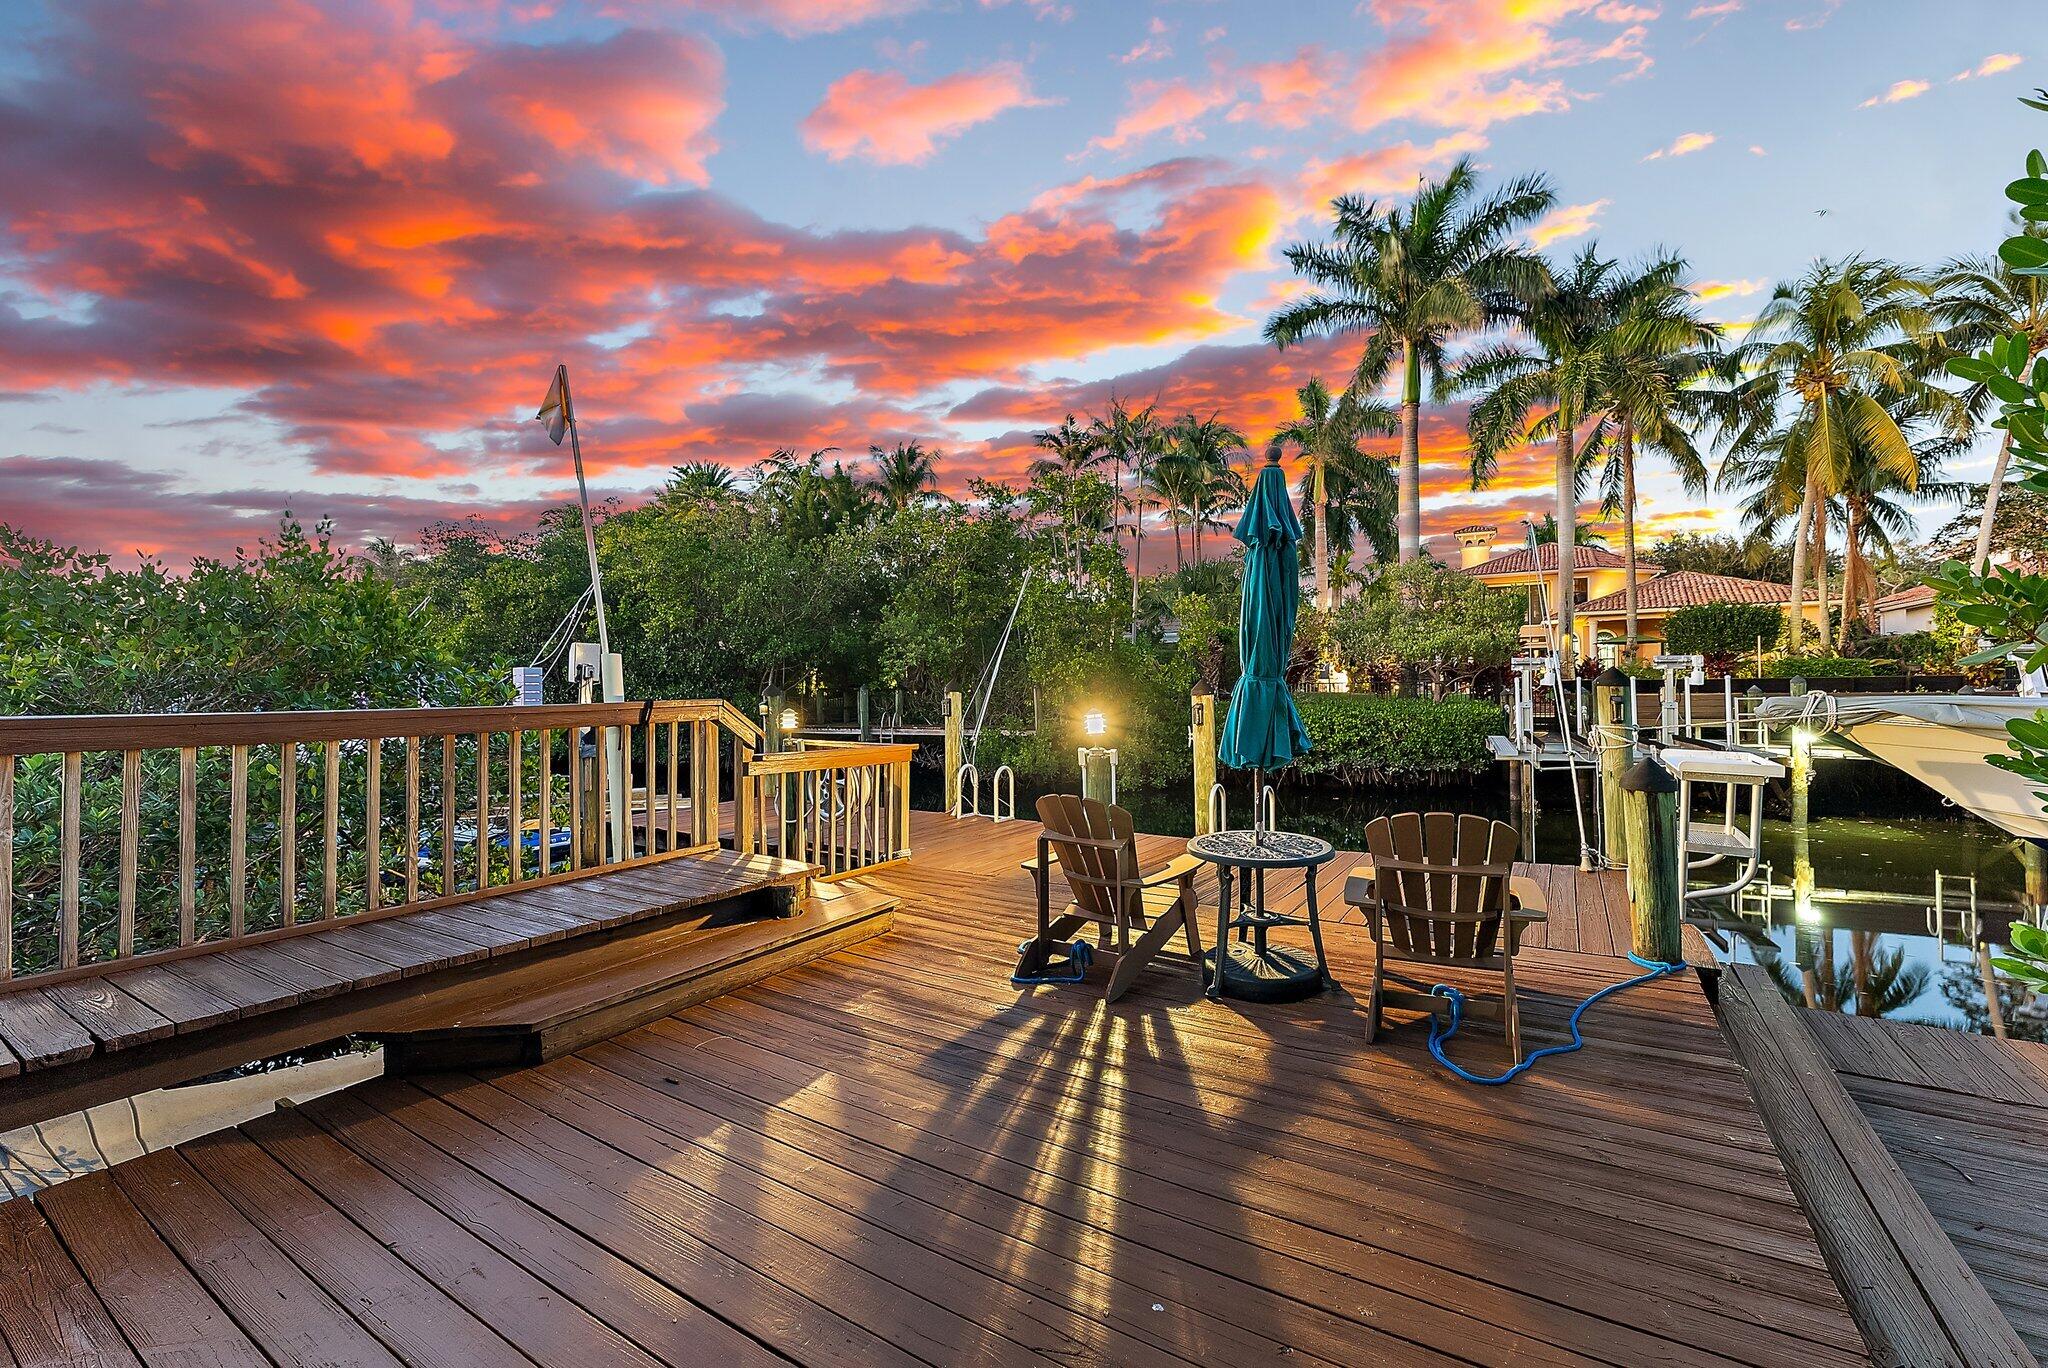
(1252, 768, 1265, 841)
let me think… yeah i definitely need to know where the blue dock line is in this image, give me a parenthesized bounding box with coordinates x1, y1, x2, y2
(1426, 953, 1687, 1085)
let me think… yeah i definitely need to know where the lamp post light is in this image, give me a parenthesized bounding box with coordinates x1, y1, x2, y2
(1078, 708, 1117, 805)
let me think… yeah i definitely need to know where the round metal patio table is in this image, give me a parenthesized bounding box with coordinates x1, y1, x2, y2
(1186, 829, 1335, 1003)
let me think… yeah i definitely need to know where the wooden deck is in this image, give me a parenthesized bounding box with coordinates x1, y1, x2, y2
(0, 809, 1873, 1366)
(1807, 1010, 2048, 1362)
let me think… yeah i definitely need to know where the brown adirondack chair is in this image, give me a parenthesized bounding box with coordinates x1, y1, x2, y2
(1017, 794, 1205, 1002)
(1345, 813, 1547, 1061)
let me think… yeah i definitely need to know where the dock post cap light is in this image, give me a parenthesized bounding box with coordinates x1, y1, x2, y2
(1083, 709, 1108, 738)
(779, 706, 799, 732)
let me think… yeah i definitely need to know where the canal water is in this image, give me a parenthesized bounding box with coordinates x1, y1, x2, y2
(919, 760, 2044, 1039)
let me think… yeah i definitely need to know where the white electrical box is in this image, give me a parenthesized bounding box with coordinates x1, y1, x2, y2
(567, 641, 601, 685)
(512, 667, 544, 705)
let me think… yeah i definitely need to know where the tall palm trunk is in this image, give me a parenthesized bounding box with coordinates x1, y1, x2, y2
(1811, 495, 1832, 647)
(1313, 456, 1331, 609)
(1621, 418, 1641, 654)
(1130, 490, 1144, 618)
(1397, 338, 1422, 563)
(1785, 479, 1815, 650)
(1973, 432, 2014, 574)
(1837, 499, 1863, 651)
(1554, 396, 1577, 666)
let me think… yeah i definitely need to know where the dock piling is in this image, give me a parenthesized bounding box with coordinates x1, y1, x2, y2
(1621, 754, 1683, 965)
(1595, 667, 1630, 869)
(1191, 693, 1216, 834)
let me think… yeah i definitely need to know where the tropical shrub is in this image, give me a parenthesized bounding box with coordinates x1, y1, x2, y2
(1290, 693, 1506, 785)
(1329, 560, 1523, 696)
(1662, 601, 1784, 660)
(1758, 655, 1877, 679)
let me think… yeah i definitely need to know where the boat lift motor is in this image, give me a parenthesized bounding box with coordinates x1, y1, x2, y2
(1649, 655, 1705, 744)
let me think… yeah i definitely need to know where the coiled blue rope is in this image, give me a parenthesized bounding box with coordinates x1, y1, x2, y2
(1426, 952, 1687, 1085)
(1012, 938, 1093, 985)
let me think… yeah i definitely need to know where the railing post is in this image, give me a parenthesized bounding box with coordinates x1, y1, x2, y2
(857, 686, 872, 743)
(943, 689, 963, 816)
(736, 742, 758, 855)
(1621, 754, 1683, 965)
(1594, 667, 1629, 868)
(1191, 693, 1216, 835)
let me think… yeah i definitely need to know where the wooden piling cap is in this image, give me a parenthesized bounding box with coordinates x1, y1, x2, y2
(1620, 755, 1679, 794)
(1593, 666, 1629, 688)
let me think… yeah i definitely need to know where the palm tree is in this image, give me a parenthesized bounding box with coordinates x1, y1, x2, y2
(1716, 257, 1934, 646)
(1826, 394, 1970, 643)
(661, 461, 740, 506)
(1454, 246, 1683, 664)
(1030, 413, 1107, 580)
(1529, 513, 1611, 546)
(1091, 396, 1165, 616)
(869, 440, 939, 513)
(1265, 158, 1555, 563)
(1274, 377, 1396, 607)
(1315, 445, 1399, 580)
(1164, 413, 1248, 564)
(1586, 270, 1723, 651)
(1929, 222, 2048, 572)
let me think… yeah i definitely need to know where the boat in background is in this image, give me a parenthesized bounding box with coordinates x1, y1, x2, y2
(1758, 694, 2048, 841)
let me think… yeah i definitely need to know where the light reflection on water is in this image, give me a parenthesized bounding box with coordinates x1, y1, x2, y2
(921, 763, 2044, 1039)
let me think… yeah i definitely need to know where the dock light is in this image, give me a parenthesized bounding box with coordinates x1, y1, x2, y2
(779, 706, 799, 732)
(1083, 709, 1108, 738)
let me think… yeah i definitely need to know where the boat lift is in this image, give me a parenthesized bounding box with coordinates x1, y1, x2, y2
(1660, 746, 1786, 906)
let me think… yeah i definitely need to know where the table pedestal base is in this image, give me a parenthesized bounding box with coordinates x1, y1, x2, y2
(1203, 943, 1325, 1003)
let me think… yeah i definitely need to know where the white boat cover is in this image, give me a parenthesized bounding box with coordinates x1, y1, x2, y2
(1757, 693, 2048, 840)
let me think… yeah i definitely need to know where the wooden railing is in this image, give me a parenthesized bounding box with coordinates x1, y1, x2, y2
(740, 741, 917, 879)
(0, 700, 764, 988)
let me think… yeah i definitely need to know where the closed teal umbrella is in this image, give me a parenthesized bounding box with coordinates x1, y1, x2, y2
(1219, 446, 1310, 818)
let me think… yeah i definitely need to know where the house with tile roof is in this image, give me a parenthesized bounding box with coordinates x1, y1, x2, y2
(1450, 524, 1659, 654)
(1452, 525, 1831, 661)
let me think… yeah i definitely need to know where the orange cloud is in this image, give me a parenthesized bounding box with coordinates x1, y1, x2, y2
(1860, 79, 1930, 108)
(669, 0, 928, 35)
(1694, 277, 1767, 301)
(1954, 54, 2023, 82)
(803, 62, 1044, 164)
(1529, 198, 1608, 246)
(1086, 78, 1233, 153)
(1296, 132, 1488, 210)
(1642, 130, 1715, 160)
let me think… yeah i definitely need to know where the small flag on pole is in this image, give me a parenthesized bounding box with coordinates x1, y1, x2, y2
(536, 364, 571, 445)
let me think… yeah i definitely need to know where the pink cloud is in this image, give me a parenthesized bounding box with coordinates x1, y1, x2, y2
(1085, 77, 1233, 154)
(803, 61, 1045, 164)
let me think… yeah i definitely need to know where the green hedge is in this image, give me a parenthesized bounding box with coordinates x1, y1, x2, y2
(1759, 655, 1877, 678)
(1289, 693, 1507, 785)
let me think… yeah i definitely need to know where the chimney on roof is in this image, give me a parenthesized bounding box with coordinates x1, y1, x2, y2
(1455, 524, 1498, 570)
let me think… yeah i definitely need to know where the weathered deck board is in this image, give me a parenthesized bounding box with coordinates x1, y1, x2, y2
(1810, 1009, 2048, 1363)
(0, 809, 1867, 1367)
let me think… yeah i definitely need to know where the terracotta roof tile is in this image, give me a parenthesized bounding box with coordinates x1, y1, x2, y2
(1873, 584, 1936, 612)
(1460, 543, 1641, 576)
(1574, 569, 1820, 617)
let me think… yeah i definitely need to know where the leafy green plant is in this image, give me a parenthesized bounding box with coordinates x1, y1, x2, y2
(1290, 693, 1506, 785)
(1758, 655, 1876, 678)
(1926, 103, 2048, 990)
(1328, 559, 1523, 696)
(1662, 601, 1783, 659)
(1993, 923, 2048, 994)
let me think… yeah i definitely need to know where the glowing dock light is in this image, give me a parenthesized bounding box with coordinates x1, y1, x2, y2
(779, 706, 799, 732)
(1083, 709, 1108, 738)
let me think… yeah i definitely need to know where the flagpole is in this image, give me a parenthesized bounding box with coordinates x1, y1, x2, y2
(554, 364, 625, 862)
(559, 366, 611, 659)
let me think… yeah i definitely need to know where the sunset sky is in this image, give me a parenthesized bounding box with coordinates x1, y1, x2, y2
(0, 0, 2034, 565)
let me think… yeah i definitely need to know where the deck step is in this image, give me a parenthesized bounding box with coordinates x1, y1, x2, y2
(1718, 964, 2033, 1367)
(371, 880, 897, 1071)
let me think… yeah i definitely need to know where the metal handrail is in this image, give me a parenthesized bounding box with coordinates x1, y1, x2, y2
(991, 766, 1015, 822)
(952, 764, 980, 818)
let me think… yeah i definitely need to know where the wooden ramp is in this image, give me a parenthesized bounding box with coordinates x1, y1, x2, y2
(1806, 1009, 2048, 1363)
(0, 849, 827, 1132)
(1717, 964, 2034, 1367)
